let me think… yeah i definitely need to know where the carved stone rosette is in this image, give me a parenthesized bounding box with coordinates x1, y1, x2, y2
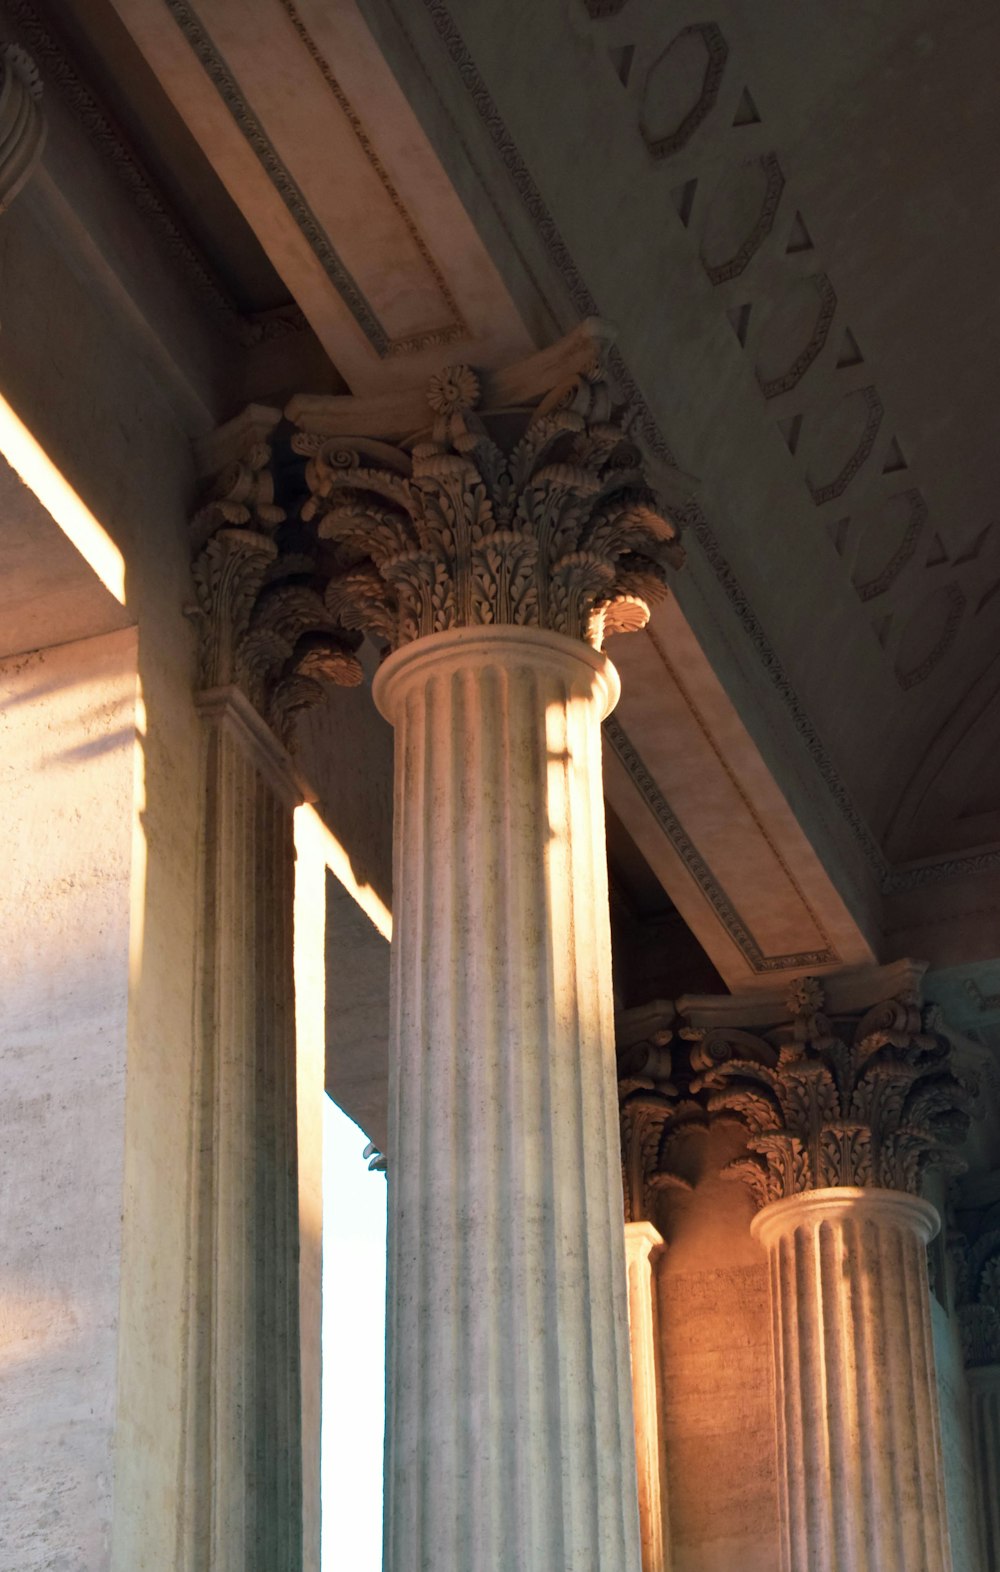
(189, 406, 362, 747)
(293, 353, 682, 651)
(0, 45, 45, 213)
(683, 976, 973, 1209)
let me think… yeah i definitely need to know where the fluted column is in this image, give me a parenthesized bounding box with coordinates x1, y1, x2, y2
(375, 626, 639, 1571)
(753, 1188, 950, 1572)
(683, 971, 973, 1572)
(968, 1367, 1000, 1570)
(625, 1221, 671, 1572)
(289, 329, 684, 1571)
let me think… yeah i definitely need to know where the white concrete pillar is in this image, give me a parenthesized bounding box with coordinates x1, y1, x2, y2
(968, 1366, 1000, 1571)
(625, 1221, 670, 1572)
(374, 624, 641, 1572)
(752, 1188, 952, 1572)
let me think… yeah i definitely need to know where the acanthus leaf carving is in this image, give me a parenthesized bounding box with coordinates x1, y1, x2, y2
(190, 410, 362, 747)
(293, 349, 683, 652)
(683, 977, 974, 1207)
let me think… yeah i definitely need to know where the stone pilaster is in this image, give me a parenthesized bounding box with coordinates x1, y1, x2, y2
(624, 1221, 671, 1572)
(0, 45, 45, 212)
(186, 409, 366, 1568)
(955, 1202, 1000, 1569)
(291, 326, 683, 1572)
(615, 1007, 697, 1572)
(684, 970, 974, 1572)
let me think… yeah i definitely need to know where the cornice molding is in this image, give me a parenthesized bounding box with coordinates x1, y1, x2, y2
(164, 0, 463, 358)
(604, 715, 836, 975)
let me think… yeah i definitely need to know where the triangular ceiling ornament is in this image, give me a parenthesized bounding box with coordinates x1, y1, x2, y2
(785, 211, 814, 253)
(873, 611, 894, 647)
(835, 328, 864, 368)
(732, 87, 761, 126)
(671, 178, 698, 228)
(828, 516, 850, 556)
(882, 436, 907, 474)
(924, 533, 949, 567)
(726, 302, 752, 346)
(609, 44, 635, 87)
(777, 412, 802, 454)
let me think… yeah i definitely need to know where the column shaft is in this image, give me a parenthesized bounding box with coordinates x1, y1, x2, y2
(753, 1188, 952, 1572)
(196, 693, 304, 1570)
(375, 627, 641, 1572)
(625, 1221, 671, 1572)
(969, 1368, 1000, 1571)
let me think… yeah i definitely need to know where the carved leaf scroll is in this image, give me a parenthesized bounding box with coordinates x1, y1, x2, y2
(683, 979, 974, 1208)
(295, 356, 682, 651)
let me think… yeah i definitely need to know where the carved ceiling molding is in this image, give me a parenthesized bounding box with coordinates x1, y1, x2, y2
(276, 0, 466, 343)
(164, 0, 463, 358)
(0, 42, 44, 211)
(576, 5, 989, 699)
(406, 0, 999, 896)
(0, 0, 301, 347)
(604, 715, 836, 975)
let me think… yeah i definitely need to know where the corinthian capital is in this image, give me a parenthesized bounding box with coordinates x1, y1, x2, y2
(682, 975, 974, 1210)
(189, 405, 362, 745)
(0, 46, 45, 213)
(288, 323, 683, 651)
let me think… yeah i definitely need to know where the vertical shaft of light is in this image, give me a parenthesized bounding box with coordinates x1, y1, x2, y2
(374, 626, 641, 1572)
(624, 1221, 671, 1572)
(198, 701, 304, 1571)
(753, 1188, 952, 1572)
(968, 1367, 1000, 1571)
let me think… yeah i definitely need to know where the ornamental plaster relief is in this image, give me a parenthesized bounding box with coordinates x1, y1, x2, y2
(0, 42, 43, 211)
(575, 0, 999, 707)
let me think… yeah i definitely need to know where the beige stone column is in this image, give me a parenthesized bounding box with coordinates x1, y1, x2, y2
(968, 1367, 1000, 1571)
(291, 331, 684, 1572)
(684, 969, 973, 1572)
(625, 1220, 671, 1572)
(753, 1188, 950, 1572)
(374, 626, 638, 1570)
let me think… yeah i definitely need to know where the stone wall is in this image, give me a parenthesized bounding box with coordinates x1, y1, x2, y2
(0, 628, 137, 1570)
